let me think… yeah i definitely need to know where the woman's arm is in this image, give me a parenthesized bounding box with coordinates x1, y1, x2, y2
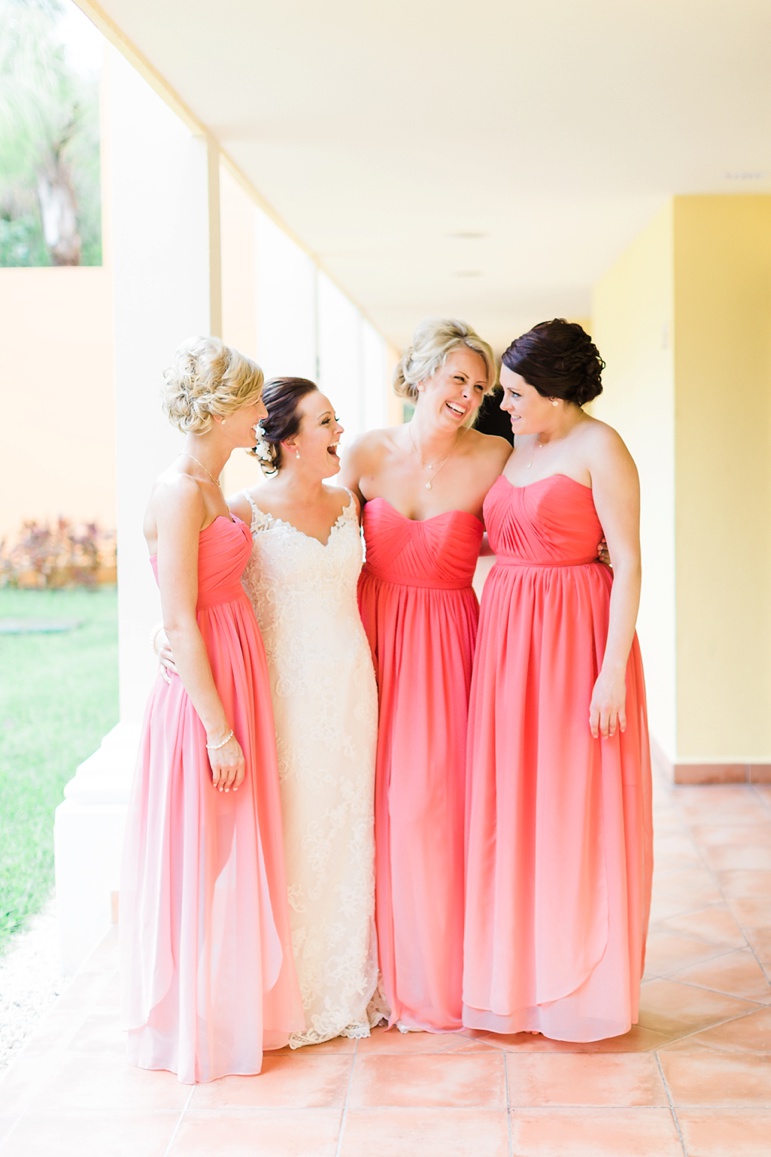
(153, 477, 245, 791)
(338, 432, 376, 505)
(587, 428, 642, 740)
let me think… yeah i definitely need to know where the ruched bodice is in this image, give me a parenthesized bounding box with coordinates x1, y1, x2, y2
(150, 515, 253, 607)
(362, 498, 483, 589)
(484, 474, 602, 566)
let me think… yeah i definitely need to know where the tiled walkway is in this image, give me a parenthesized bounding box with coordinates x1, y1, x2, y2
(1, 771, 770, 1156)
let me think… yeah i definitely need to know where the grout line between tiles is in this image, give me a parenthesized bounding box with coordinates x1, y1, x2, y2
(653, 1049, 688, 1157)
(645, 1003, 768, 1054)
(161, 1086, 194, 1157)
(503, 1051, 514, 1157)
(332, 1037, 358, 1157)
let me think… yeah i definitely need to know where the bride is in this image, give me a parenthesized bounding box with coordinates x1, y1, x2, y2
(233, 377, 381, 1046)
(164, 376, 382, 1046)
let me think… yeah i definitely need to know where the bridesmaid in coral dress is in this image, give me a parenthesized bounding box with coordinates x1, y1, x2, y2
(341, 319, 511, 1032)
(463, 320, 653, 1042)
(121, 338, 303, 1082)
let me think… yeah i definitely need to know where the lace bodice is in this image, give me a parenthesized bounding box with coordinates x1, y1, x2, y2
(242, 493, 368, 686)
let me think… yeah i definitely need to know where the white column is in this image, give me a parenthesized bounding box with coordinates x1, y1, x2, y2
(317, 272, 364, 438)
(360, 319, 390, 432)
(54, 47, 222, 974)
(254, 212, 317, 381)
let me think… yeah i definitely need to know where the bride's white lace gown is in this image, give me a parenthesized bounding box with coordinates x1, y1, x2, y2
(241, 490, 381, 1047)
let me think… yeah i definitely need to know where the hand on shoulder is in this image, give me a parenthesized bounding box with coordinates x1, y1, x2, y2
(227, 489, 253, 526)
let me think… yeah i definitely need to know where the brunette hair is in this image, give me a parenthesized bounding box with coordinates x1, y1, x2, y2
(501, 319, 604, 406)
(249, 376, 318, 474)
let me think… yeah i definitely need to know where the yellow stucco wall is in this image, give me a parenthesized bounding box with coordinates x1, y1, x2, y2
(593, 195, 771, 764)
(0, 266, 116, 541)
(592, 203, 677, 758)
(673, 195, 771, 758)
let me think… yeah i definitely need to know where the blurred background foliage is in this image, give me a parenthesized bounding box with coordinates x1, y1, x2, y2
(0, 0, 102, 266)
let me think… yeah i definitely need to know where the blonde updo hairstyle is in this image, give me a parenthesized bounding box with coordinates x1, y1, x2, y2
(162, 336, 265, 434)
(393, 318, 497, 425)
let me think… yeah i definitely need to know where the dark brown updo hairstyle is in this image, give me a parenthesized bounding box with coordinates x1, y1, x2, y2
(249, 377, 318, 476)
(501, 319, 605, 407)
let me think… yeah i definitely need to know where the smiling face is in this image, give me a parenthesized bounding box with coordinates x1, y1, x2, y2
(287, 391, 344, 478)
(417, 347, 488, 430)
(499, 365, 554, 436)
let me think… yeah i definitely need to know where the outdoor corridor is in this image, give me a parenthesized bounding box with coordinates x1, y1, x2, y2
(0, 764, 769, 1156)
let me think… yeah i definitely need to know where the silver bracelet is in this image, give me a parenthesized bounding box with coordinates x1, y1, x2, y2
(206, 729, 234, 751)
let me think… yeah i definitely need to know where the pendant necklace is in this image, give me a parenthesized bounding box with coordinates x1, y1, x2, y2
(525, 438, 544, 469)
(408, 425, 462, 490)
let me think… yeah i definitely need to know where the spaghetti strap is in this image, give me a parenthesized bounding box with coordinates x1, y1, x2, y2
(340, 487, 360, 520)
(241, 489, 259, 519)
(241, 490, 273, 534)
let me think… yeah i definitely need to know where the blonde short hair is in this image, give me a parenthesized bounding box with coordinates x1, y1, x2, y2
(161, 337, 265, 434)
(393, 318, 497, 404)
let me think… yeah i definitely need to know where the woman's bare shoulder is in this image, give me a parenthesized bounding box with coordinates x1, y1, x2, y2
(464, 428, 513, 466)
(581, 415, 633, 458)
(150, 468, 204, 516)
(348, 425, 401, 453)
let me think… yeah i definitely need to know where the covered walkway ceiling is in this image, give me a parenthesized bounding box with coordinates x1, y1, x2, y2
(81, 0, 771, 350)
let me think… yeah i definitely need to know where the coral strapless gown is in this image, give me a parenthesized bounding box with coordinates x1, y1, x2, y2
(463, 475, 653, 1042)
(358, 497, 483, 1031)
(120, 516, 303, 1083)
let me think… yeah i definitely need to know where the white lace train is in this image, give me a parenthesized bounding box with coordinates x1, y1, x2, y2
(241, 491, 384, 1046)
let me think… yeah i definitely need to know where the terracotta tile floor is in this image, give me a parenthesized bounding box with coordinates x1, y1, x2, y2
(2, 769, 770, 1156)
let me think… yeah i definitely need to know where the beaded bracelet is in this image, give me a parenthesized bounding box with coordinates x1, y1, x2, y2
(206, 729, 234, 751)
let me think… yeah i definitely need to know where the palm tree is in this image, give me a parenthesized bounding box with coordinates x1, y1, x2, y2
(0, 0, 101, 266)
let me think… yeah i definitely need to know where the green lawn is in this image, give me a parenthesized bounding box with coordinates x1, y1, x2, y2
(0, 587, 118, 956)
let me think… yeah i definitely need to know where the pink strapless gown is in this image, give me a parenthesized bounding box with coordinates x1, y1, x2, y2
(358, 497, 483, 1031)
(120, 517, 303, 1083)
(463, 475, 653, 1041)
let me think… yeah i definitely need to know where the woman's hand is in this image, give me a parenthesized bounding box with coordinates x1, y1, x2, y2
(597, 538, 611, 567)
(151, 624, 179, 683)
(589, 670, 627, 738)
(207, 731, 245, 792)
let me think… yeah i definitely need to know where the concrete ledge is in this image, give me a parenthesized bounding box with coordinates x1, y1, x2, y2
(54, 722, 139, 975)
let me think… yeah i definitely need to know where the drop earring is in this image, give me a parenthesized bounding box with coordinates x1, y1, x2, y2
(295, 449, 300, 459)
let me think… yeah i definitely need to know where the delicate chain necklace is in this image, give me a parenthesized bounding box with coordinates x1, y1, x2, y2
(180, 452, 222, 489)
(407, 425, 463, 490)
(525, 438, 544, 469)
(525, 408, 585, 469)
